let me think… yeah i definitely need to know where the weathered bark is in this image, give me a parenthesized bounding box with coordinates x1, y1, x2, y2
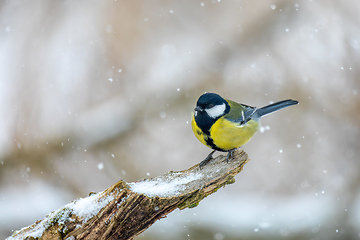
(7, 149, 250, 240)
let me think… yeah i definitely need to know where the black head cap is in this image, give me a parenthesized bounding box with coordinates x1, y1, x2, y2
(196, 92, 227, 110)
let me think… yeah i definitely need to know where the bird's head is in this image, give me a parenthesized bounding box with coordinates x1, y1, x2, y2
(194, 93, 229, 119)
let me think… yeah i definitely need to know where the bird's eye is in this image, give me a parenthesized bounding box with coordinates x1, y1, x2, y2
(207, 103, 215, 108)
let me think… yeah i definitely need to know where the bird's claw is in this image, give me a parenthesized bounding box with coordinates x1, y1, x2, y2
(225, 149, 235, 163)
(199, 150, 216, 169)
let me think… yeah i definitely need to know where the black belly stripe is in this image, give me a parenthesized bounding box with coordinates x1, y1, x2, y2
(195, 113, 226, 152)
(204, 134, 225, 152)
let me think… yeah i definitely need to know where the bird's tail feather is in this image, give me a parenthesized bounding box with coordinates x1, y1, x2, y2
(255, 99, 298, 118)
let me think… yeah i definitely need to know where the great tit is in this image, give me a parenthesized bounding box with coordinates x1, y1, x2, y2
(191, 93, 298, 168)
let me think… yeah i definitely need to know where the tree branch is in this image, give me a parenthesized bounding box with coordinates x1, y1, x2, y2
(7, 149, 250, 240)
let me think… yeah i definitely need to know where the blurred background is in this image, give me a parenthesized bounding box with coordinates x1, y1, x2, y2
(1, 0, 359, 239)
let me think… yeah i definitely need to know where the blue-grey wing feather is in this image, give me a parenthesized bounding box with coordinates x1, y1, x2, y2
(238, 107, 257, 124)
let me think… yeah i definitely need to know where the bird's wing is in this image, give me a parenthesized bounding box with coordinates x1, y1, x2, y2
(225, 100, 257, 125)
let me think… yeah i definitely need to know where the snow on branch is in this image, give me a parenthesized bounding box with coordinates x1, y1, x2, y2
(7, 149, 250, 240)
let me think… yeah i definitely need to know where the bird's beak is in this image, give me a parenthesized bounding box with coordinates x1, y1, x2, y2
(194, 106, 202, 112)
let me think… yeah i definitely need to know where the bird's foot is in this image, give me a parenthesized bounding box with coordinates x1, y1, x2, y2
(199, 150, 216, 169)
(225, 149, 236, 163)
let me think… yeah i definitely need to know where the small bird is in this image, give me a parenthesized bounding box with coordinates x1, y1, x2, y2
(191, 93, 298, 168)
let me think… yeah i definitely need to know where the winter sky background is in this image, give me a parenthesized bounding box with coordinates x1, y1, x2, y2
(1, 0, 360, 239)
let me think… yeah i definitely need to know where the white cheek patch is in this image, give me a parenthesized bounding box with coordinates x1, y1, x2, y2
(205, 103, 226, 119)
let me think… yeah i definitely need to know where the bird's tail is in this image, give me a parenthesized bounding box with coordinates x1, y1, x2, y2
(254, 99, 298, 118)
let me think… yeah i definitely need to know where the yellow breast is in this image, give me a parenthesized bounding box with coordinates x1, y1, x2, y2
(210, 117, 259, 151)
(191, 113, 209, 147)
(191, 113, 260, 151)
